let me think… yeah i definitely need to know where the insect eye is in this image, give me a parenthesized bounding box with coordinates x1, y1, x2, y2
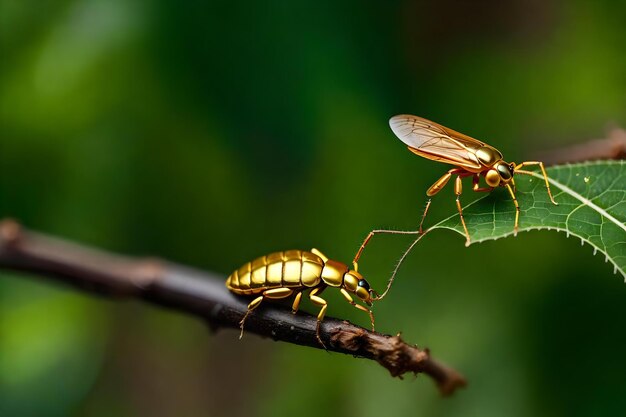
(497, 163, 512, 180)
(358, 280, 370, 291)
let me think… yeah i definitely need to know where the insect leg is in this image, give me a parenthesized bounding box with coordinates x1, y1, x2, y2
(423, 168, 466, 234)
(239, 288, 293, 339)
(472, 174, 494, 193)
(514, 161, 558, 205)
(291, 291, 303, 313)
(340, 288, 375, 331)
(239, 296, 263, 339)
(454, 175, 471, 247)
(309, 287, 329, 349)
(426, 171, 454, 196)
(506, 183, 520, 236)
(311, 248, 329, 262)
(264, 288, 294, 299)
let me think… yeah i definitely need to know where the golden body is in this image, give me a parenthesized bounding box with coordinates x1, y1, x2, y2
(226, 249, 328, 294)
(227, 248, 375, 347)
(389, 114, 558, 245)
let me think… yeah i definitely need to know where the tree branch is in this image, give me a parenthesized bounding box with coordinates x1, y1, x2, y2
(0, 219, 466, 396)
(536, 126, 626, 165)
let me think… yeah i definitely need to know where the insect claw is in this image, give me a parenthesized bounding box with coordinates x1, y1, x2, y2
(315, 321, 328, 350)
(316, 334, 328, 350)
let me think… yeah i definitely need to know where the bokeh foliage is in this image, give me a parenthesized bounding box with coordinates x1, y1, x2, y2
(1, 1, 625, 416)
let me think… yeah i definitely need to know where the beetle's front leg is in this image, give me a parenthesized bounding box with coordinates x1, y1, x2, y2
(340, 289, 375, 331)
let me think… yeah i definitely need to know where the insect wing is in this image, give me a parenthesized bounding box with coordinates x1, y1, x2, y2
(389, 114, 486, 169)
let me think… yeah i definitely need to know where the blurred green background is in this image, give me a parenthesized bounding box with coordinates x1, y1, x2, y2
(1, 1, 625, 416)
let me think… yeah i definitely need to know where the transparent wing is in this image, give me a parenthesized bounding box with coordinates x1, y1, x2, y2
(389, 114, 487, 169)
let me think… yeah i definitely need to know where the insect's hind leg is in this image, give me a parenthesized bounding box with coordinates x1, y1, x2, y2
(239, 296, 263, 340)
(239, 288, 293, 340)
(309, 286, 329, 349)
(340, 288, 375, 331)
(454, 175, 472, 247)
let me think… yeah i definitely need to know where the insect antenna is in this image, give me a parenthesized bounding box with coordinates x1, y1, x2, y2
(372, 231, 428, 301)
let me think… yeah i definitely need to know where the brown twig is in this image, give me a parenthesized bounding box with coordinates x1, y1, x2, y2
(536, 127, 626, 165)
(0, 219, 466, 396)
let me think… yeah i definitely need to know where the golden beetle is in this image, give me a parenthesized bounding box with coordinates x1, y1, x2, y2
(226, 248, 377, 347)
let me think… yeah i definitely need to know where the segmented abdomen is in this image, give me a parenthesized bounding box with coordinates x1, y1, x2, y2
(226, 250, 324, 295)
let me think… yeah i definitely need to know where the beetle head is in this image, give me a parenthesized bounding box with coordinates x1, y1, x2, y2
(344, 270, 375, 306)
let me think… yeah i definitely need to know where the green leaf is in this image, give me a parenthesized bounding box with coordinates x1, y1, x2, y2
(431, 161, 626, 279)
